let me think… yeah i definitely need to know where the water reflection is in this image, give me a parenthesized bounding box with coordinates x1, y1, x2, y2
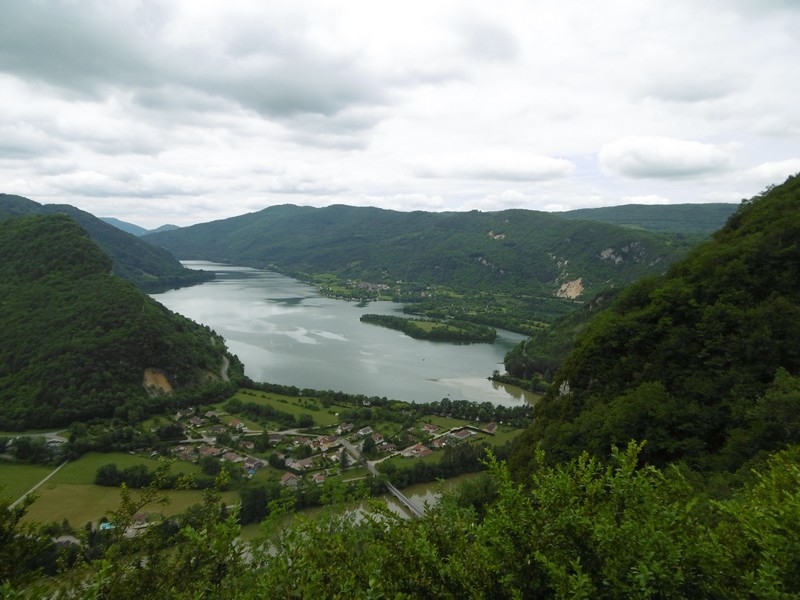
(153, 262, 536, 407)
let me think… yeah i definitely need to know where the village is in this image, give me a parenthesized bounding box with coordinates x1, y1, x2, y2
(166, 403, 503, 492)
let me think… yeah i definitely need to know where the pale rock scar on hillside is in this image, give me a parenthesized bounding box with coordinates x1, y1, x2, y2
(557, 277, 584, 299)
(143, 368, 172, 395)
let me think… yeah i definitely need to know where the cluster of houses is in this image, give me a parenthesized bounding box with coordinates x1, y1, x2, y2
(170, 443, 266, 475)
(400, 423, 498, 457)
(163, 406, 499, 490)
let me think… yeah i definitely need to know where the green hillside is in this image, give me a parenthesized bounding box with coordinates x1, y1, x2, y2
(145, 204, 694, 301)
(503, 288, 621, 383)
(0, 214, 242, 430)
(510, 175, 800, 476)
(0, 194, 212, 291)
(99, 217, 150, 236)
(561, 202, 738, 235)
(101, 217, 181, 237)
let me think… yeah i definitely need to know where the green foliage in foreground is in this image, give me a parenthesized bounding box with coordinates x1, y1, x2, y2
(7, 443, 800, 598)
(360, 313, 497, 343)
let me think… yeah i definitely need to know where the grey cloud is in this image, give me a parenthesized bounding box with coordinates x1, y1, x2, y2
(414, 154, 575, 182)
(457, 18, 520, 62)
(0, 3, 160, 97)
(0, 124, 63, 158)
(639, 72, 738, 103)
(281, 108, 385, 149)
(600, 137, 733, 179)
(52, 170, 203, 199)
(0, 3, 385, 124)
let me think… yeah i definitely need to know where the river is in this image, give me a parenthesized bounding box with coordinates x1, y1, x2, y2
(151, 261, 534, 407)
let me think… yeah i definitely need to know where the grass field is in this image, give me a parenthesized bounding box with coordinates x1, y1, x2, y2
(23, 482, 239, 526)
(419, 415, 476, 431)
(49, 452, 199, 486)
(224, 391, 344, 428)
(0, 462, 57, 502)
(17, 452, 208, 525)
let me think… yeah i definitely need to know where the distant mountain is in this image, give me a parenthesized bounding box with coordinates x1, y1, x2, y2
(510, 175, 800, 476)
(100, 216, 150, 236)
(561, 203, 738, 235)
(144, 204, 697, 302)
(149, 223, 180, 234)
(0, 213, 242, 430)
(0, 194, 212, 291)
(101, 217, 181, 237)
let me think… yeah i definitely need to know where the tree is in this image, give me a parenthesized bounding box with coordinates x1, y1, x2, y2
(361, 435, 376, 458)
(0, 492, 54, 591)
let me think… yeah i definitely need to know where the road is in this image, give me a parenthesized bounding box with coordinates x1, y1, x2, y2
(10, 460, 69, 509)
(339, 437, 426, 518)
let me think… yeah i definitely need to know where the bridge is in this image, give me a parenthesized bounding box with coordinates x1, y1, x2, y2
(340, 438, 426, 519)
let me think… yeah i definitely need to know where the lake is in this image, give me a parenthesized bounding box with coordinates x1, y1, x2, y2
(151, 261, 534, 407)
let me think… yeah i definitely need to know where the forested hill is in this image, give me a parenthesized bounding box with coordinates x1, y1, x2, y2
(561, 202, 738, 235)
(0, 194, 212, 291)
(101, 217, 180, 237)
(510, 175, 800, 478)
(144, 204, 694, 300)
(0, 214, 242, 430)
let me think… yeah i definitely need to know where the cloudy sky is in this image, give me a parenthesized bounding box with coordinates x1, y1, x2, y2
(1, 0, 799, 228)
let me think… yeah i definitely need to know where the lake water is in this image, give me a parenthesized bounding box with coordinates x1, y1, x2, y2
(151, 261, 533, 407)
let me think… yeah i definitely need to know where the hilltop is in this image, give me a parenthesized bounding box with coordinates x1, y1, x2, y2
(510, 175, 800, 477)
(561, 202, 738, 235)
(0, 214, 242, 429)
(0, 194, 212, 292)
(144, 204, 697, 314)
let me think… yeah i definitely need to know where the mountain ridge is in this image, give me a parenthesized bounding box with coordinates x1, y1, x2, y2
(0, 194, 211, 292)
(510, 174, 800, 477)
(0, 213, 242, 429)
(144, 203, 703, 303)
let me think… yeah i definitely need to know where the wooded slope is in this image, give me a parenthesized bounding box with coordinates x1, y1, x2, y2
(145, 204, 696, 300)
(0, 194, 212, 291)
(0, 214, 240, 429)
(511, 175, 800, 476)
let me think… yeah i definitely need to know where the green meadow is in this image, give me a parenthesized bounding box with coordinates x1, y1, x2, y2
(19, 452, 212, 525)
(224, 390, 346, 428)
(0, 462, 56, 502)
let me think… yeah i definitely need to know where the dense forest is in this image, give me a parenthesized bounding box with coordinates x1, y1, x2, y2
(144, 203, 698, 301)
(360, 313, 497, 342)
(0, 214, 242, 429)
(0, 194, 212, 292)
(561, 202, 738, 234)
(510, 175, 800, 481)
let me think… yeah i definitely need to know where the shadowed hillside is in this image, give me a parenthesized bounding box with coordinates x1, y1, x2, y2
(510, 175, 800, 477)
(0, 214, 242, 429)
(145, 204, 696, 301)
(0, 194, 212, 291)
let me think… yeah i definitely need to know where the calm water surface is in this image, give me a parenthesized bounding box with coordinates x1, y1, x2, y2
(151, 262, 533, 407)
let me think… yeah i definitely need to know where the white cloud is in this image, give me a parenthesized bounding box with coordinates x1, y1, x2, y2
(599, 137, 734, 179)
(621, 195, 672, 205)
(746, 159, 800, 187)
(0, 1, 799, 225)
(413, 152, 575, 181)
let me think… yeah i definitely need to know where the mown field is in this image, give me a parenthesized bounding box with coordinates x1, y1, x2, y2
(18, 452, 221, 526)
(221, 390, 345, 428)
(0, 461, 55, 501)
